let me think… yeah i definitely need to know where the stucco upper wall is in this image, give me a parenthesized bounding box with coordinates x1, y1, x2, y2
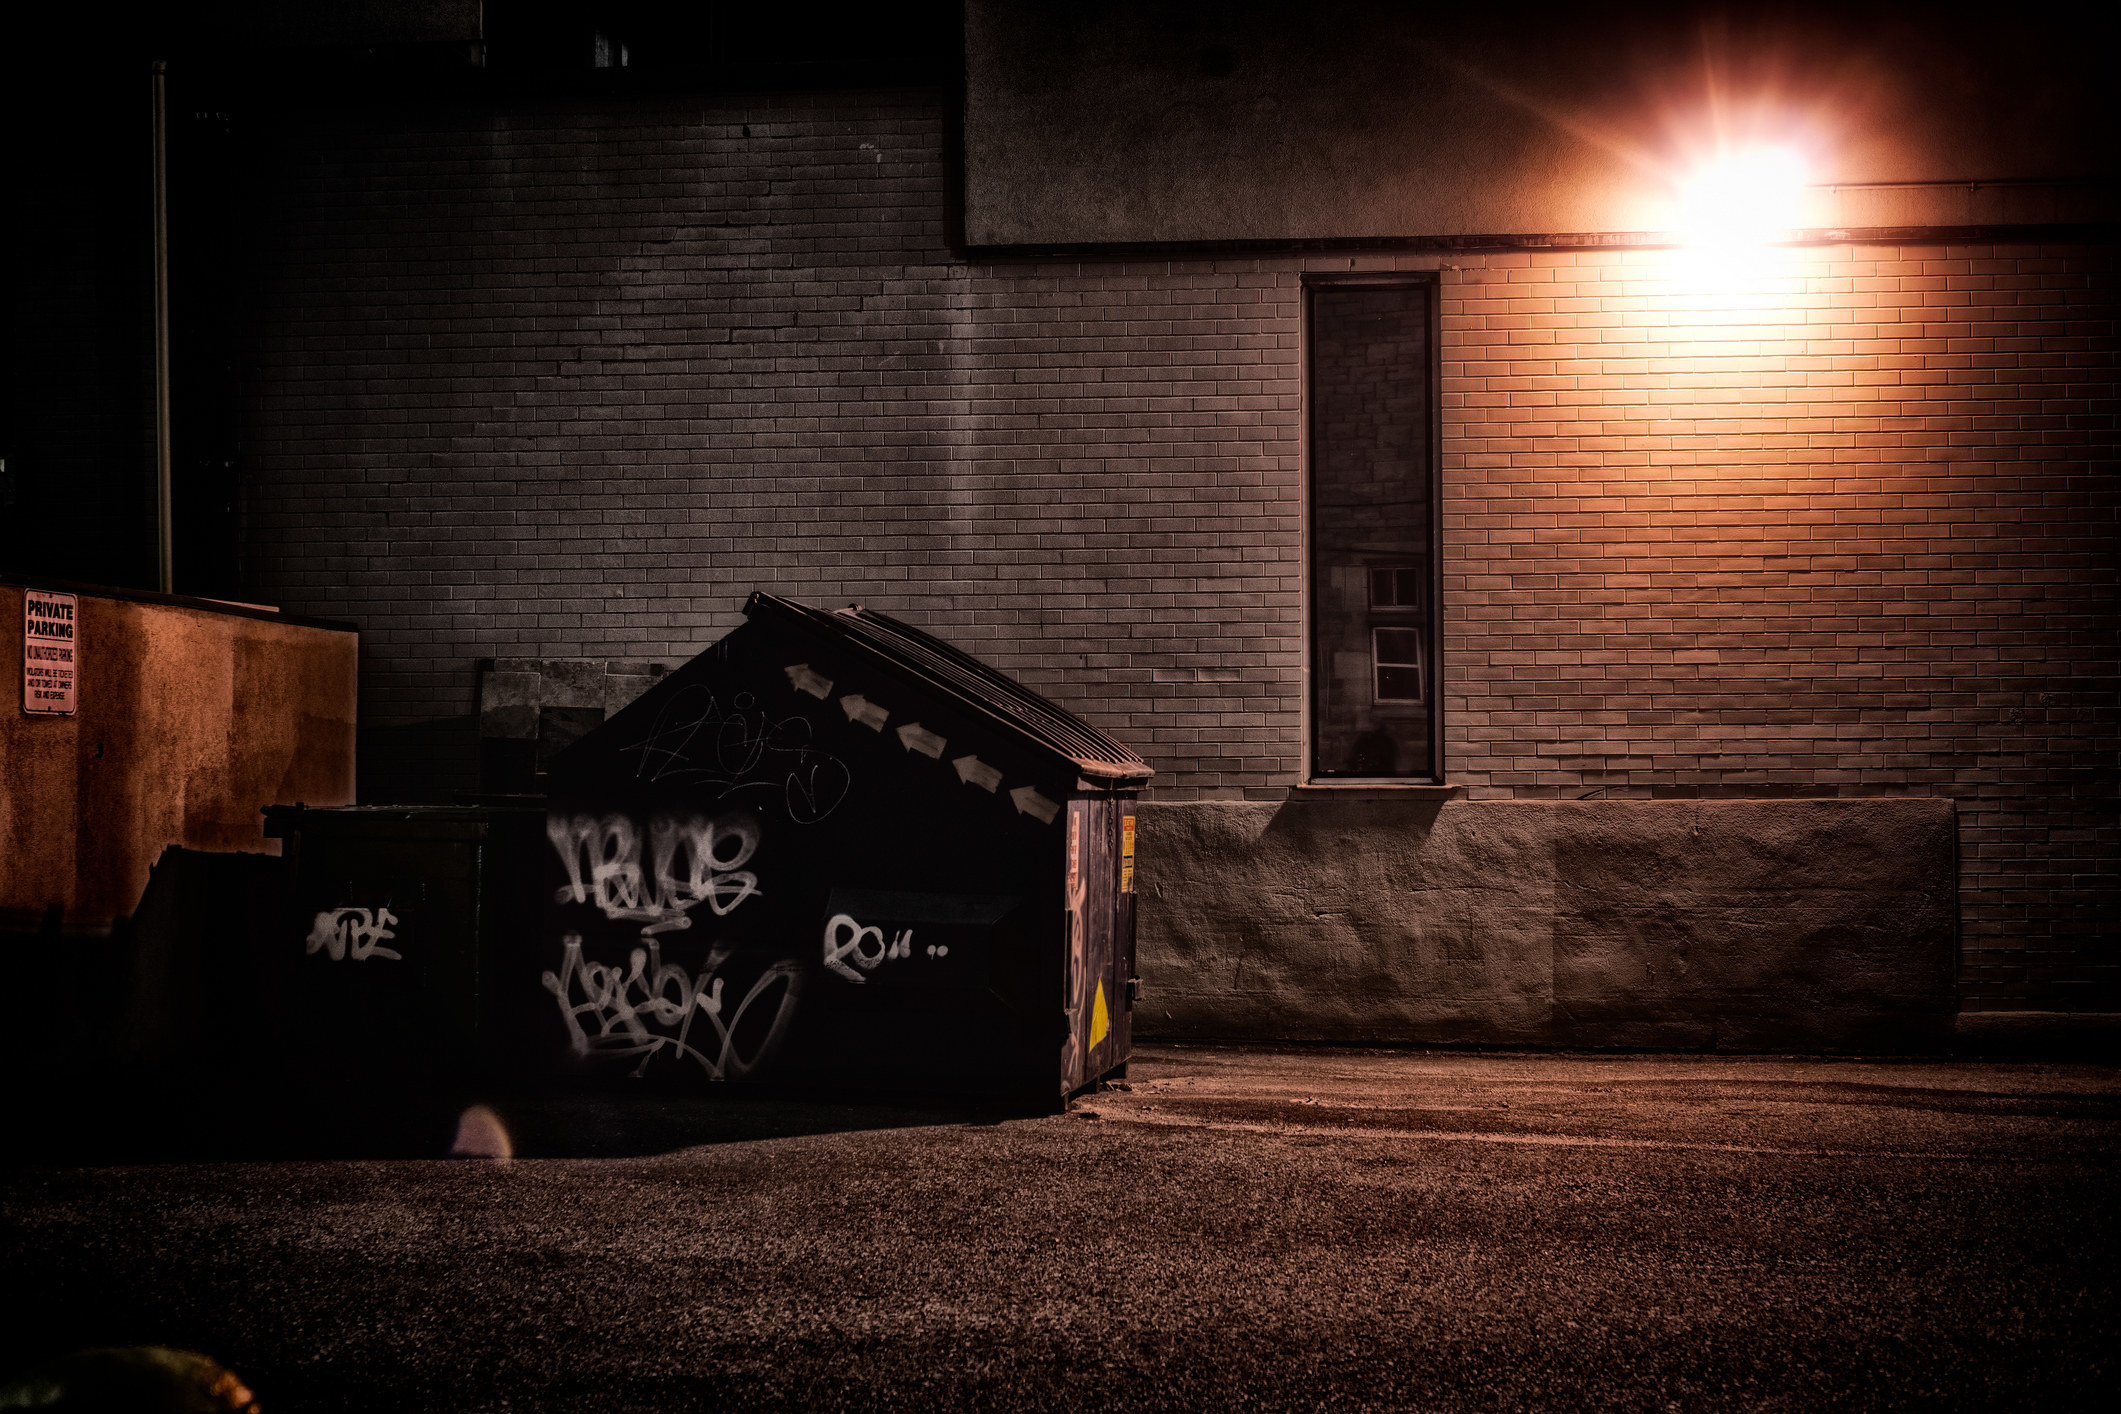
(1, 584, 357, 931)
(964, 0, 2114, 247)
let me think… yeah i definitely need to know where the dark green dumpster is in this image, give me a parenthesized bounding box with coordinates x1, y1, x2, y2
(538, 594, 1153, 1105)
(262, 804, 547, 1081)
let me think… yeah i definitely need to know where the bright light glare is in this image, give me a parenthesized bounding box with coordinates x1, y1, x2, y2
(1680, 148, 1807, 249)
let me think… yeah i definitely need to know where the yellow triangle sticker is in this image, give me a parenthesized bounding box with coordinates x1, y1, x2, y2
(1089, 979, 1110, 1050)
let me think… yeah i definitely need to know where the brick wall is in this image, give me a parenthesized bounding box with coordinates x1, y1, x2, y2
(241, 90, 1308, 804)
(1440, 245, 2118, 1012)
(237, 89, 2116, 1009)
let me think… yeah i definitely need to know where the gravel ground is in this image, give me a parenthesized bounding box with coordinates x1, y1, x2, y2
(4, 1044, 2117, 1411)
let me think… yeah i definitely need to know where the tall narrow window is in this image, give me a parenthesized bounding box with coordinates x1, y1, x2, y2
(1306, 276, 1439, 780)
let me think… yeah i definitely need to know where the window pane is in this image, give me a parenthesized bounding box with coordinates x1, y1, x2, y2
(1376, 665, 1424, 703)
(1375, 627, 1423, 663)
(1309, 282, 1434, 777)
(1368, 566, 1421, 610)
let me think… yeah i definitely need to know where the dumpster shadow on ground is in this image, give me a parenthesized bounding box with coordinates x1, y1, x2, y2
(10, 1073, 1035, 1164)
(487, 1087, 1031, 1159)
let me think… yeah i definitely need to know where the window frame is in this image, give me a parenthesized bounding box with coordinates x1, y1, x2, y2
(1368, 565, 1425, 613)
(1299, 271, 1444, 784)
(1371, 625, 1426, 705)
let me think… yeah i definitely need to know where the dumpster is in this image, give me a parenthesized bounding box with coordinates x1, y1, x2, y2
(537, 594, 1153, 1104)
(262, 804, 548, 1082)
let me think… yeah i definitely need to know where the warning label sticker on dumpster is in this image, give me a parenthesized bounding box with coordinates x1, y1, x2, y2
(1067, 808, 1082, 896)
(22, 589, 77, 716)
(1120, 813, 1136, 893)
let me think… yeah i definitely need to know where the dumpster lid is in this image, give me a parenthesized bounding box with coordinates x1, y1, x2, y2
(747, 593, 1152, 785)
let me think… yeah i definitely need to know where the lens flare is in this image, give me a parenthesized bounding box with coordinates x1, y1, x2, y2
(448, 1103, 514, 1161)
(1680, 147, 1807, 249)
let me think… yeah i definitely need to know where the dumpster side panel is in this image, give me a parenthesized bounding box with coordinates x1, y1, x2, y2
(1063, 796, 1122, 1093)
(472, 810, 556, 1075)
(1114, 798, 1138, 1067)
(281, 821, 486, 1079)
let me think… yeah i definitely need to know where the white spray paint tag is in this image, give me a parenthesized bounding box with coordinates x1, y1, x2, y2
(306, 907, 402, 962)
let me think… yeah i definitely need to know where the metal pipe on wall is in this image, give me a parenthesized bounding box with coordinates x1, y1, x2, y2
(152, 59, 173, 595)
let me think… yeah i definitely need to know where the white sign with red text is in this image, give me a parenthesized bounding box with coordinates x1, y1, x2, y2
(23, 589, 78, 715)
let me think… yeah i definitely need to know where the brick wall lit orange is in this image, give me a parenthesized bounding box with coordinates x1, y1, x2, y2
(1439, 245, 2116, 1013)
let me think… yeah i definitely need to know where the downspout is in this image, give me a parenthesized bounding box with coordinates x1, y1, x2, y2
(152, 59, 173, 594)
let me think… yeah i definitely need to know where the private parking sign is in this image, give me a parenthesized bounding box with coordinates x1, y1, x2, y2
(23, 589, 78, 715)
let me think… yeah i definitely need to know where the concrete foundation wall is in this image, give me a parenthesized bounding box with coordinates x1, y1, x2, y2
(0, 582, 358, 931)
(1137, 797, 1958, 1052)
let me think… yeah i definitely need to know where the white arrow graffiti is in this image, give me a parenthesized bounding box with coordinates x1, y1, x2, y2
(839, 693, 889, 730)
(1010, 786, 1060, 824)
(952, 754, 1002, 791)
(896, 721, 946, 758)
(784, 663, 833, 699)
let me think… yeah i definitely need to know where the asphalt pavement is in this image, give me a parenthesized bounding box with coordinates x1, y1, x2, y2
(4, 1045, 2117, 1411)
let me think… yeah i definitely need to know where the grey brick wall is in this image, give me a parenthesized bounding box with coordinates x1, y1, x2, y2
(238, 89, 2116, 1010)
(244, 91, 1305, 805)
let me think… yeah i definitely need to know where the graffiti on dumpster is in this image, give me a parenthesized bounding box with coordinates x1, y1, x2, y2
(548, 810, 763, 935)
(820, 912, 950, 984)
(305, 907, 402, 962)
(546, 806, 798, 1078)
(542, 934, 803, 1079)
(621, 685, 851, 823)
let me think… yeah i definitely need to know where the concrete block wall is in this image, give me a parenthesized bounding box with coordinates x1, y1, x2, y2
(474, 657, 669, 792)
(1137, 797, 1961, 1052)
(235, 89, 2116, 1012)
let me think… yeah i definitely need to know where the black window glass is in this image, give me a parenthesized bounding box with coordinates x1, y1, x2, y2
(1308, 281, 1436, 779)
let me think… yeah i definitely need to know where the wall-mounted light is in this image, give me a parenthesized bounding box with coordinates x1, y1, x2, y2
(1679, 147, 1807, 249)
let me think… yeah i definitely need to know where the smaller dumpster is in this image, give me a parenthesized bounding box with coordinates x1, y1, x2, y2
(262, 804, 548, 1082)
(538, 594, 1153, 1104)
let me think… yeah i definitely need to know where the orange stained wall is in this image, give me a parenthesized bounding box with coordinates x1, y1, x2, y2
(1, 582, 357, 931)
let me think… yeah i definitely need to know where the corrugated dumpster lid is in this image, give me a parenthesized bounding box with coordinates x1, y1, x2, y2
(747, 593, 1152, 785)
